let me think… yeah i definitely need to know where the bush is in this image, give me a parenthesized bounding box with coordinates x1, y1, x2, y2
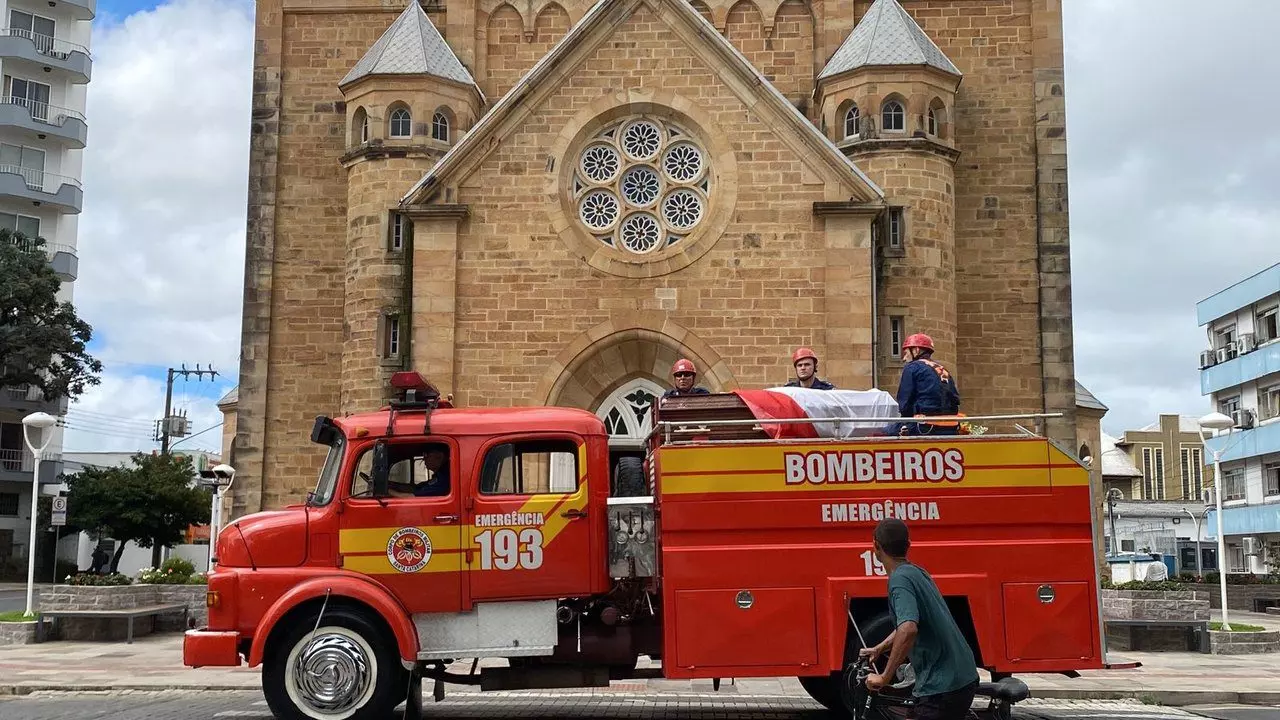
(138, 557, 205, 584)
(1108, 580, 1189, 592)
(161, 557, 196, 577)
(185, 572, 208, 585)
(65, 572, 131, 586)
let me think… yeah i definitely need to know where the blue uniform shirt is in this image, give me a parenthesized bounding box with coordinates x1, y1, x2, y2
(896, 359, 957, 417)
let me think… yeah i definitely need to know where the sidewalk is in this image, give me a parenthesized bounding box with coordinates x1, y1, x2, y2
(1, 631, 1278, 706)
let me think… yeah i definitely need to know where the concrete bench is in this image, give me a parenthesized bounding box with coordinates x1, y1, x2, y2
(36, 603, 189, 644)
(1105, 619, 1210, 654)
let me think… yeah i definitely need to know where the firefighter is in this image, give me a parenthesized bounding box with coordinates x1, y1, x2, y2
(662, 359, 710, 398)
(861, 518, 979, 719)
(894, 333, 960, 436)
(785, 347, 835, 390)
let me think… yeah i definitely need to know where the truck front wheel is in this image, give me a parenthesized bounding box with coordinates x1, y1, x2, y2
(263, 606, 405, 720)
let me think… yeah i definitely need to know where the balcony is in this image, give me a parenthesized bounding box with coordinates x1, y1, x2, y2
(1205, 418, 1280, 463)
(6, 234, 77, 280)
(0, 29, 91, 84)
(1205, 503, 1280, 539)
(0, 96, 87, 149)
(0, 164, 82, 213)
(0, 384, 69, 413)
(1200, 340, 1280, 394)
(0, 447, 62, 485)
(55, 0, 96, 22)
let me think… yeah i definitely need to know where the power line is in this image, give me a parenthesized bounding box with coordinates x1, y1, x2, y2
(169, 422, 224, 451)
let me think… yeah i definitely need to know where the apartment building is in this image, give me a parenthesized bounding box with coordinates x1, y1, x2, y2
(0, 0, 91, 570)
(1198, 261, 1280, 575)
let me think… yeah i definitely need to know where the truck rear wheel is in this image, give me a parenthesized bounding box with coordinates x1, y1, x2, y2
(263, 606, 404, 720)
(798, 611, 895, 717)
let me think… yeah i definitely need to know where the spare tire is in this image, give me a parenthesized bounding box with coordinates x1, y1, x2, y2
(613, 457, 647, 497)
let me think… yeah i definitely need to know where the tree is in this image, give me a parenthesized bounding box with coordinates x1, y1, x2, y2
(0, 229, 102, 400)
(64, 453, 212, 572)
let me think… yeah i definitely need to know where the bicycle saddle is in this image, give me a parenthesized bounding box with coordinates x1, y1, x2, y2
(976, 677, 1030, 703)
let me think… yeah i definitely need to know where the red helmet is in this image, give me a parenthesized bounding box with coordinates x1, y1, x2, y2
(903, 333, 934, 352)
(672, 359, 697, 375)
(792, 347, 818, 365)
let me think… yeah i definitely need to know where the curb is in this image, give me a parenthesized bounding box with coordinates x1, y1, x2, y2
(1028, 688, 1280, 707)
(3, 683, 1280, 707)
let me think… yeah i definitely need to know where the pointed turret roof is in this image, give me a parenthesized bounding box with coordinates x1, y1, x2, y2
(818, 0, 960, 80)
(340, 1, 476, 88)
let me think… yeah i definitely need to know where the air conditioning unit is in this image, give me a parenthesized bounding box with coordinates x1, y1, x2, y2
(1217, 347, 1231, 363)
(1244, 536, 1261, 556)
(1200, 350, 1218, 368)
(1202, 487, 1214, 504)
(1232, 408, 1256, 429)
(1238, 333, 1257, 354)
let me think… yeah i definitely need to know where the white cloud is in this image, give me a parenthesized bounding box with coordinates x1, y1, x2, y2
(62, 0, 253, 452)
(62, 373, 226, 454)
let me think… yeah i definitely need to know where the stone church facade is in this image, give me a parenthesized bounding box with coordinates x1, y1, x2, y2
(227, 0, 1076, 516)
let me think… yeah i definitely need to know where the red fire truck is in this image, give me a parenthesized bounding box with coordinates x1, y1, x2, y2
(184, 372, 1106, 720)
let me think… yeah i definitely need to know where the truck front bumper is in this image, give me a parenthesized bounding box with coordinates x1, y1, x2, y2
(184, 629, 241, 668)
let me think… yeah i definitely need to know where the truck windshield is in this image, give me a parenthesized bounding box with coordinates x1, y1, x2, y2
(308, 435, 346, 506)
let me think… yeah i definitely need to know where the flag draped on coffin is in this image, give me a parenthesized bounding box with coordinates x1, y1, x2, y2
(734, 387, 900, 440)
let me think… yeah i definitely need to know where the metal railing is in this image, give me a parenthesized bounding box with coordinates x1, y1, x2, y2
(0, 447, 61, 473)
(0, 28, 91, 59)
(655, 412, 1065, 444)
(0, 164, 81, 193)
(4, 385, 44, 402)
(0, 95, 85, 126)
(4, 236, 77, 259)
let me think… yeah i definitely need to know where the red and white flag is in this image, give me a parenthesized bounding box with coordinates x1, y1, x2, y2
(734, 387, 900, 440)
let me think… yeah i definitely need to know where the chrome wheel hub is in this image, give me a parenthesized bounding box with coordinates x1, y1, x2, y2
(291, 632, 372, 714)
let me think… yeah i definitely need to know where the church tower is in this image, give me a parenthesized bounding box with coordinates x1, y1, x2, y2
(337, 1, 485, 413)
(816, 0, 961, 391)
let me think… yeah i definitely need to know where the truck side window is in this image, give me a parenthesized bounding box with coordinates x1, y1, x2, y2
(480, 439, 578, 495)
(351, 441, 451, 499)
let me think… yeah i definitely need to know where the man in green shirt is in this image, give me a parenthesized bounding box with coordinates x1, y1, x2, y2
(860, 518, 979, 719)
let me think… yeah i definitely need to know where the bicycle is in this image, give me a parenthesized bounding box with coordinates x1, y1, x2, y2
(838, 655, 1030, 720)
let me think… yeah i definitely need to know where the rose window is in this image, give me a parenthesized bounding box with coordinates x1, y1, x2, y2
(572, 117, 711, 255)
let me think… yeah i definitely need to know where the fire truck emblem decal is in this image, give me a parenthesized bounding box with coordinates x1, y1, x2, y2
(387, 527, 432, 573)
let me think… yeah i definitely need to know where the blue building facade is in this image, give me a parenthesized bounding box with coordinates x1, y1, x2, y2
(1198, 262, 1280, 574)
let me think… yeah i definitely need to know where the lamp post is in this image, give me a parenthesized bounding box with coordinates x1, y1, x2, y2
(1181, 507, 1208, 578)
(1198, 411, 1237, 631)
(20, 412, 57, 619)
(198, 464, 236, 572)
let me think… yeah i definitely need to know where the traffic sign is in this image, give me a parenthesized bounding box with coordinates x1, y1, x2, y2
(51, 496, 66, 526)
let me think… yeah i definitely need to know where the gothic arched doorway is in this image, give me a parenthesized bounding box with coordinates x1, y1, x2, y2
(594, 378, 665, 467)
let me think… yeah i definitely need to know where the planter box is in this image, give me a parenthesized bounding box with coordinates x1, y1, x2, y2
(1210, 629, 1280, 655)
(1102, 589, 1210, 652)
(1102, 589, 1210, 622)
(1195, 583, 1280, 613)
(38, 584, 207, 642)
(0, 619, 51, 646)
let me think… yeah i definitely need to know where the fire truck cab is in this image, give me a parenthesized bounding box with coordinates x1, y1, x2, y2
(185, 372, 1105, 720)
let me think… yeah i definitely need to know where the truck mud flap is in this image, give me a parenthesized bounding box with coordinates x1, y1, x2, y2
(480, 666, 612, 691)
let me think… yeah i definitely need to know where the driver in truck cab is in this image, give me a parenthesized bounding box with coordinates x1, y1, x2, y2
(384, 446, 450, 497)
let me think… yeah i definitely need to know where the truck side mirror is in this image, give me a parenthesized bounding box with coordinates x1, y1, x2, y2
(372, 441, 390, 497)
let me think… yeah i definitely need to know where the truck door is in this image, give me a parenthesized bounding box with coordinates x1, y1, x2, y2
(467, 434, 592, 601)
(339, 437, 463, 614)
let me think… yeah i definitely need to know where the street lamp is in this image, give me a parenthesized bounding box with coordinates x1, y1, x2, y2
(1181, 507, 1208, 578)
(198, 464, 236, 572)
(1198, 411, 1237, 631)
(20, 411, 57, 619)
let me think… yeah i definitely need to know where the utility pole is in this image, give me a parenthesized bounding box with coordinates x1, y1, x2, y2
(156, 364, 219, 454)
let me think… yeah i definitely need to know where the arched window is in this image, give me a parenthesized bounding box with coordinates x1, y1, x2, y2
(352, 107, 369, 145)
(431, 111, 450, 142)
(843, 104, 860, 139)
(927, 107, 938, 136)
(881, 99, 905, 133)
(389, 107, 412, 138)
(595, 378, 664, 445)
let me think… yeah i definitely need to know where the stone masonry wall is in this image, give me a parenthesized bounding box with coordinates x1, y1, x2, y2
(0, 619, 49, 646)
(1202, 584, 1280, 612)
(1102, 589, 1210, 653)
(448, 4, 858, 408)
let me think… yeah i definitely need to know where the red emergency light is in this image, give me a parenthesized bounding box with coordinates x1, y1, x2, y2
(388, 371, 452, 410)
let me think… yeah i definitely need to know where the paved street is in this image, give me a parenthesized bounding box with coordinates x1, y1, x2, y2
(0, 690, 1275, 720)
(0, 587, 29, 614)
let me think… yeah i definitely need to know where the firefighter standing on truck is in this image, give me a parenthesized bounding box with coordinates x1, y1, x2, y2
(785, 347, 835, 390)
(895, 333, 960, 435)
(663, 359, 710, 398)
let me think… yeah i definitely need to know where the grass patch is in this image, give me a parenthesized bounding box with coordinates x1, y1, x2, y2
(1210, 621, 1266, 632)
(0, 610, 39, 622)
